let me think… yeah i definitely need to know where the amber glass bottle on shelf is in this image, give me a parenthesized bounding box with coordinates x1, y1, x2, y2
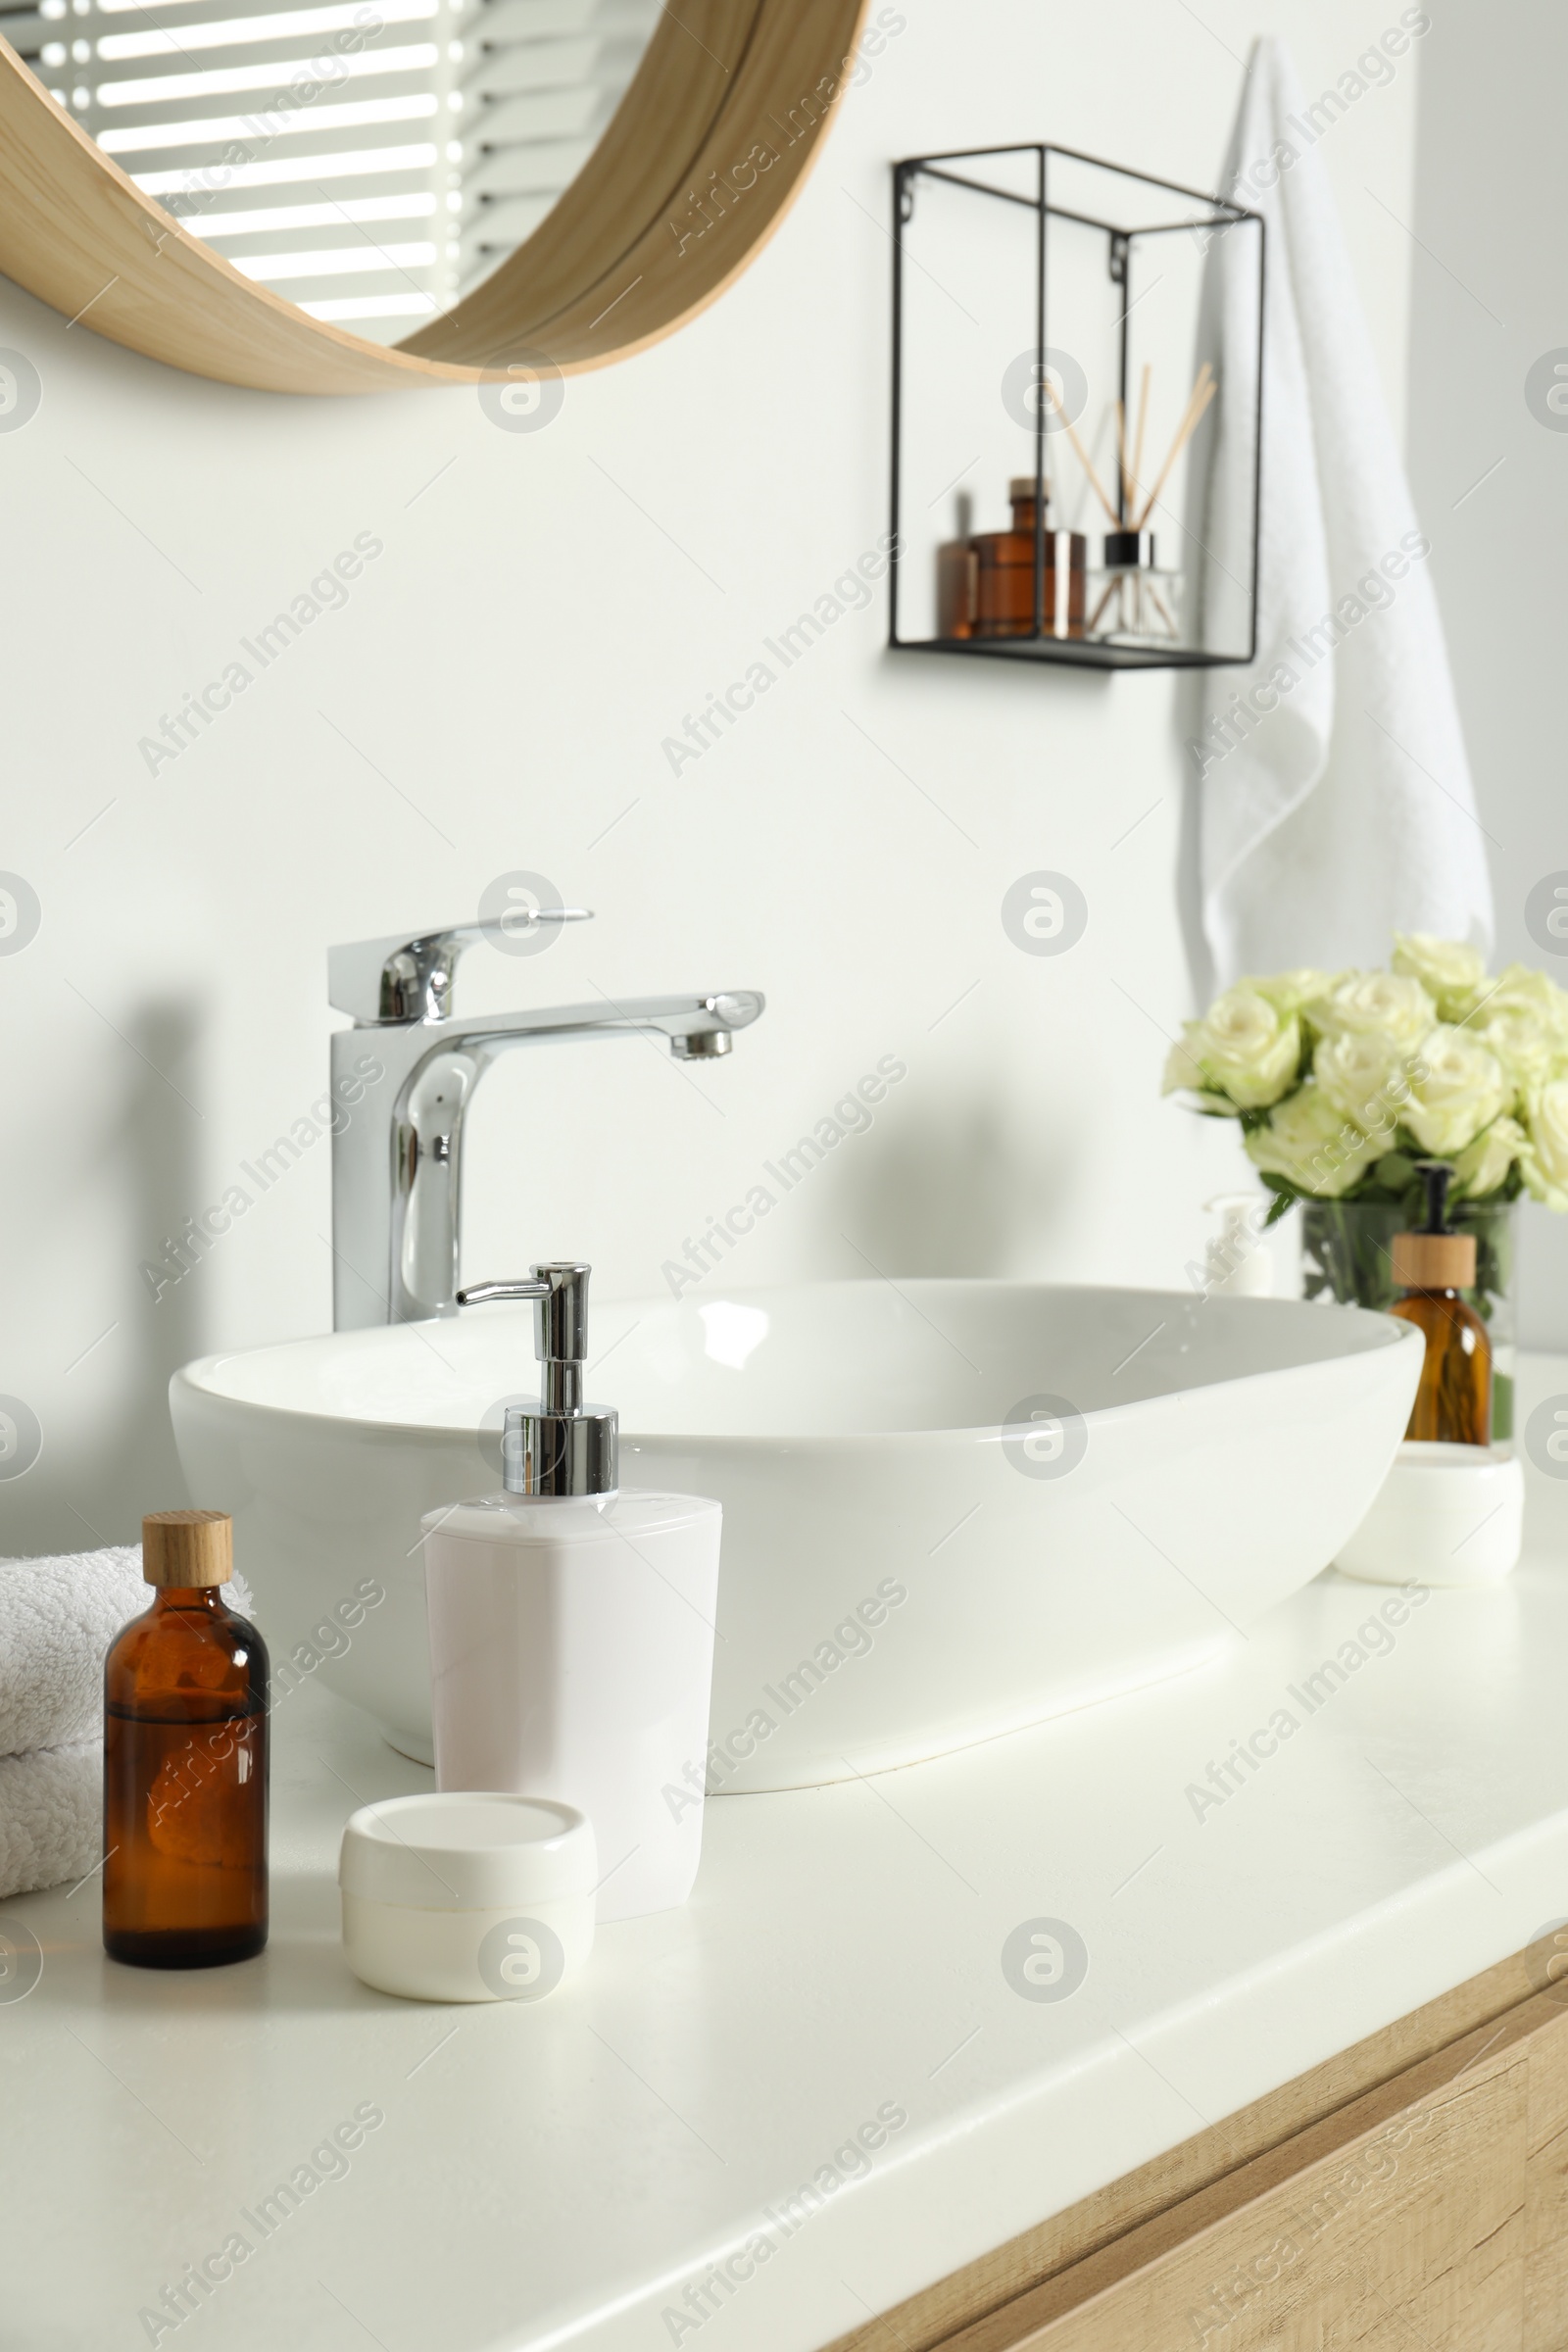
(1388, 1165, 1492, 1447)
(103, 1510, 270, 1969)
(935, 487, 976, 638)
(972, 477, 1087, 640)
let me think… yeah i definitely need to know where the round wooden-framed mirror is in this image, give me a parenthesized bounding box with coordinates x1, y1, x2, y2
(0, 0, 866, 392)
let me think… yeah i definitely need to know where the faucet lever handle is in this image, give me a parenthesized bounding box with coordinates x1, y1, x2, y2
(328, 908, 592, 1026)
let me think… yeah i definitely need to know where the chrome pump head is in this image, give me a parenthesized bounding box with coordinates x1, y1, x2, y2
(457, 1262, 617, 1497)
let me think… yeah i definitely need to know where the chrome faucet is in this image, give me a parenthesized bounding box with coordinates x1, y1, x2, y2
(326, 914, 763, 1328)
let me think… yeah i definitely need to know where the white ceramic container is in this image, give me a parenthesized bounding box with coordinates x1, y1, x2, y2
(1336, 1441, 1525, 1587)
(172, 1282, 1423, 1790)
(338, 1791, 596, 2002)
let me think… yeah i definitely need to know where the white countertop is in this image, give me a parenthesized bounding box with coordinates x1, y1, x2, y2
(8, 1358, 1568, 2352)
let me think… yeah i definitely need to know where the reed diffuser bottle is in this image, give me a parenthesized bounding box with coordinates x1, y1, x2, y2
(1388, 1163, 1492, 1447)
(103, 1511, 270, 1969)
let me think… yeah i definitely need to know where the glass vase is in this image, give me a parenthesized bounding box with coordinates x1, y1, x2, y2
(1299, 1199, 1517, 1444)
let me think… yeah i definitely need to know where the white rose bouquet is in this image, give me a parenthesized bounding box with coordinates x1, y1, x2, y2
(1164, 937, 1568, 1348)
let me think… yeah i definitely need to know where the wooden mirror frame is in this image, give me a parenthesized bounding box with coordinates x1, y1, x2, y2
(0, 0, 867, 393)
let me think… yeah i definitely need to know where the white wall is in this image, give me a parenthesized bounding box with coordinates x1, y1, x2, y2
(1404, 0, 1568, 1347)
(0, 0, 1423, 1553)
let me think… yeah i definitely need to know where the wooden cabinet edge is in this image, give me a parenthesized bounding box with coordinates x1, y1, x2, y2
(824, 1935, 1567, 2352)
(941, 1989, 1556, 2350)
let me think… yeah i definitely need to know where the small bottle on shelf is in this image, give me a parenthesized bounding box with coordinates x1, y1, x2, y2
(935, 488, 976, 638)
(1388, 1164, 1491, 1446)
(1088, 529, 1182, 643)
(103, 1510, 270, 1969)
(971, 477, 1086, 640)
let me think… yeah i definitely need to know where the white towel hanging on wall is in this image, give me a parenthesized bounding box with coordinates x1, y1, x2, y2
(1189, 35, 1493, 986)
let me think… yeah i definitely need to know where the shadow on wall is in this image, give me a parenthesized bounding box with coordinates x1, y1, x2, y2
(1, 1002, 201, 1558)
(834, 1086, 1068, 1278)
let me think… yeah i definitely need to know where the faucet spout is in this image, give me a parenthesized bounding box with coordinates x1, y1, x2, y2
(328, 932, 763, 1328)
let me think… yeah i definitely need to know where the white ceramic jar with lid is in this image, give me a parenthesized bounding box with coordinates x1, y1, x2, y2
(1335, 1441, 1525, 1587)
(338, 1791, 596, 2002)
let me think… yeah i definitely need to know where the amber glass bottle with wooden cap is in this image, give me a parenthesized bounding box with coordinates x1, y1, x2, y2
(103, 1511, 270, 1968)
(1388, 1165, 1492, 1446)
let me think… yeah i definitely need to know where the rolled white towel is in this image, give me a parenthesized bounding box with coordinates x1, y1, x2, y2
(0, 1740, 99, 1901)
(0, 1546, 256, 1758)
(0, 1547, 146, 1757)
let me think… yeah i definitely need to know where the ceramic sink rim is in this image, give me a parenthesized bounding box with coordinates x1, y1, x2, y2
(172, 1278, 1416, 1446)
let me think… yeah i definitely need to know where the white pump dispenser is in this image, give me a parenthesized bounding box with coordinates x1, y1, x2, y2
(1202, 1193, 1274, 1298)
(420, 1263, 721, 1922)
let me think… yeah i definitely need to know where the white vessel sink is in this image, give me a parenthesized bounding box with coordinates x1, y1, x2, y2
(170, 1283, 1421, 1790)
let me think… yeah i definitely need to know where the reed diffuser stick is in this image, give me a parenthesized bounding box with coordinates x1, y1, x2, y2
(1087, 573, 1120, 635)
(1155, 362, 1212, 486)
(1041, 378, 1120, 524)
(1128, 362, 1152, 513)
(1132, 366, 1216, 532)
(1114, 398, 1130, 521)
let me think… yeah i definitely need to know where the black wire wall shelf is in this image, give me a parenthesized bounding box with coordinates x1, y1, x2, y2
(888, 143, 1264, 672)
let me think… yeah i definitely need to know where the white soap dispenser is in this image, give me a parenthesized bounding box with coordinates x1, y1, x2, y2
(421, 1262, 722, 1923)
(1201, 1193, 1274, 1298)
